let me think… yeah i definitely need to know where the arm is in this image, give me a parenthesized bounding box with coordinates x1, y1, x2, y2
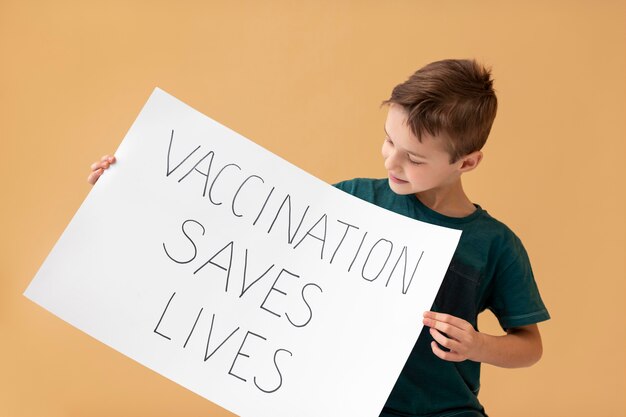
(422, 311, 543, 368)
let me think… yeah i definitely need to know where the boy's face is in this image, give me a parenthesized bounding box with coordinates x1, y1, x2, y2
(381, 104, 464, 196)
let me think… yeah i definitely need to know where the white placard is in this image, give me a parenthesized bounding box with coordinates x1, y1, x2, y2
(24, 88, 461, 417)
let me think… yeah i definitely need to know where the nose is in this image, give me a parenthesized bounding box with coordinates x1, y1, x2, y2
(384, 147, 400, 171)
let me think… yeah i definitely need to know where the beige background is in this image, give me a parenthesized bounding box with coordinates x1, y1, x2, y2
(1, 1, 624, 416)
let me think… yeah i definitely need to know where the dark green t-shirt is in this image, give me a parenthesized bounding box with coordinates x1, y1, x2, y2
(333, 178, 550, 417)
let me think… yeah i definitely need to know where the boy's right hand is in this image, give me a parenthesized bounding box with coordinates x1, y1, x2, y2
(87, 155, 116, 185)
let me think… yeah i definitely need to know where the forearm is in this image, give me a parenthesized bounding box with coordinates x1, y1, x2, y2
(423, 312, 544, 368)
(474, 324, 543, 368)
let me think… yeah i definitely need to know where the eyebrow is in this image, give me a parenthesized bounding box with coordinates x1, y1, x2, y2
(384, 125, 428, 159)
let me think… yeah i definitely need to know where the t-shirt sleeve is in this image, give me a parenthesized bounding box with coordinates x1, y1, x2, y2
(487, 234, 550, 330)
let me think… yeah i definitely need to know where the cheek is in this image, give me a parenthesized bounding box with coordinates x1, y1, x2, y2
(406, 165, 432, 183)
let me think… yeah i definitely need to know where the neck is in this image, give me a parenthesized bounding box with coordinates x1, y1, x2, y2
(415, 180, 476, 218)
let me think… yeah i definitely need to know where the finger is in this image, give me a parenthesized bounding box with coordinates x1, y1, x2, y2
(423, 318, 464, 341)
(422, 315, 456, 332)
(87, 168, 103, 185)
(91, 155, 115, 170)
(423, 318, 468, 342)
(90, 160, 110, 171)
(429, 328, 460, 351)
(423, 311, 471, 330)
(430, 341, 462, 362)
(423, 311, 467, 327)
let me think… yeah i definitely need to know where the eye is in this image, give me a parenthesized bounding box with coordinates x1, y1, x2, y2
(409, 159, 424, 165)
(384, 137, 393, 144)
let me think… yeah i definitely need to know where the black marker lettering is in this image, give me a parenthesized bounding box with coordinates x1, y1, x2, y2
(183, 307, 204, 348)
(153, 292, 176, 340)
(267, 194, 310, 244)
(286, 283, 323, 328)
(385, 246, 406, 288)
(385, 247, 425, 294)
(260, 269, 299, 318)
(228, 331, 267, 383)
(208, 163, 242, 206)
(348, 231, 368, 272)
(361, 238, 393, 282)
(204, 313, 240, 361)
(240, 249, 275, 298)
(166, 129, 201, 177)
(293, 213, 328, 260)
(193, 241, 235, 292)
(162, 219, 205, 264)
(254, 348, 293, 394)
(232, 175, 265, 217)
(178, 152, 215, 199)
(403, 250, 424, 294)
(330, 220, 359, 264)
(253, 186, 275, 226)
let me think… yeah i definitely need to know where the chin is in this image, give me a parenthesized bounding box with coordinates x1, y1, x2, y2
(387, 179, 417, 195)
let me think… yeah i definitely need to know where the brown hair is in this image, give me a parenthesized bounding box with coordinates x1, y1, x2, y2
(383, 59, 498, 163)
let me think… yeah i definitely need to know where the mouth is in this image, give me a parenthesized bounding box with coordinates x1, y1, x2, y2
(389, 173, 408, 184)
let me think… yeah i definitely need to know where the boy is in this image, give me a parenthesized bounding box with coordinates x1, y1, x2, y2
(88, 59, 549, 417)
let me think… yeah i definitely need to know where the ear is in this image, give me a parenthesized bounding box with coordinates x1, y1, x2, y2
(458, 151, 483, 173)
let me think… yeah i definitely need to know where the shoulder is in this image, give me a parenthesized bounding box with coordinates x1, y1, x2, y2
(471, 209, 526, 254)
(332, 178, 390, 202)
(458, 208, 532, 282)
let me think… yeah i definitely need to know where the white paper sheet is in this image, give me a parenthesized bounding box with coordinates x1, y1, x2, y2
(24, 88, 461, 417)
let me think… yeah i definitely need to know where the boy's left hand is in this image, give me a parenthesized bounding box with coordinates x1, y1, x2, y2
(422, 311, 484, 362)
